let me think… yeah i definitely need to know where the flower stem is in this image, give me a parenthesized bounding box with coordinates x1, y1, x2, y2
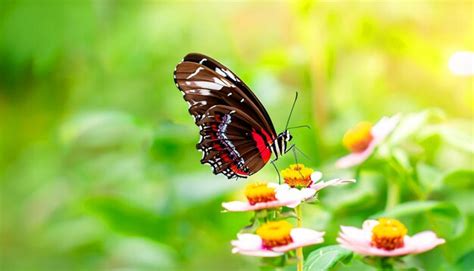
(385, 176, 399, 211)
(295, 205, 303, 271)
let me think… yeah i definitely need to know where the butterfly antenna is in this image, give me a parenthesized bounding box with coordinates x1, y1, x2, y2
(284, 92, 299, 131)
(287, 125, 311, 130)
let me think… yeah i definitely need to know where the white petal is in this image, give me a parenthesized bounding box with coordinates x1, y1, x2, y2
(310, 171, 323, 182)
(267, 182, 280, 189)
(275, 188, 305, 207)
(232, 233, 263, 250)
(222, 201, 252, 212)
(339, 226, 372, 246)
(362, 220, 379, 232)
(371, 114, 401, 143)
(300, 188, 317, 200)
(272, 228, 325, 252)
(310, 178, 356, 192)
(234, 249, 284, 257)
(336, 220, 444, 257)
(231, 234, 284, 257)
(222, 200, 291, 212)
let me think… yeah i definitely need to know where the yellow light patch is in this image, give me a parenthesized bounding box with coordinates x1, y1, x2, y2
(371, 218, 407, 250)
(342, 121, 374, 153)
(244, 182, 277, 205)
(256, 220, 293, 248)
(281, 164, 314, 188)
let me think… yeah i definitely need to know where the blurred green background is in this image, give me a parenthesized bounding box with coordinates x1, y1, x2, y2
(1, 1, 473, 270)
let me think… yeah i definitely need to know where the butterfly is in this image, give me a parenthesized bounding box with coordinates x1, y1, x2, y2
(173, 53, 295, 179)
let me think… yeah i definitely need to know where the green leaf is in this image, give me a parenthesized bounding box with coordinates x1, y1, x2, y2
(304, 245, 353, 271)
(372, 201, 466, 239)
(59, 111, 147, 151)
(416, 162, 442, 192)
(440, 169, 474, 190)
(388, 109, 445, 145)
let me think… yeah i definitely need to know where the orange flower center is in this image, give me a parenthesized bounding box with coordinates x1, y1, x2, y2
(256, 220, 293, 248)
(244, 182, 277, 205)
(281, 164, 314, 188)
(371, 218, 407, 251)
(342, 122, 374, 153)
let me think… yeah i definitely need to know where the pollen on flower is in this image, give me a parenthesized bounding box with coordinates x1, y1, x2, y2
(371, 218, 407, 251)
(256, 220, 293, 248)
(244, 182, 277, 205)
(281, 164, 314, 188)
(343, 121, 374, 153)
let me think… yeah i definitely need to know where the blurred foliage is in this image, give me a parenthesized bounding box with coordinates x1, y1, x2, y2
(0, 1, 473, 270)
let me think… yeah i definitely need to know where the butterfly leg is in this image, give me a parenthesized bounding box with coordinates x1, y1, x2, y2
(290, 144, 298, 165)
(287, 144, 310, 179)
(270, 160, 281, 184)
(295, 145, 313, 162)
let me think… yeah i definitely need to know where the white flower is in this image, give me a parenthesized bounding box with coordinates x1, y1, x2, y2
(231, 220, 325, 257)
(337, 219, 445, 257)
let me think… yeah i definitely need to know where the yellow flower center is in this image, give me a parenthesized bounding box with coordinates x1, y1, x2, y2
(281, 164, 314, 188)
(342, 122, 374, 153)
(244, 182, 277, 205)
(371, 218, 407, 251)
(256, 220, 293, 248)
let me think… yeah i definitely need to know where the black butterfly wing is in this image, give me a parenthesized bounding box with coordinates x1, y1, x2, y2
(173, 53, 277, 179)
(196, 105, 273, 178)
(174, 53, 277, 137)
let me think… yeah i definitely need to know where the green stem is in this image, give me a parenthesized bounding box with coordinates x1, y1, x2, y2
(379, 257, 395, 270)
(385, 175, 399, 211)
(295, 205, 303, 271)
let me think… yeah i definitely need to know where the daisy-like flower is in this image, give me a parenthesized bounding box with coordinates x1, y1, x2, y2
(336, 115, 400, 168)
(231, 220, 325, 257)
(337, 218, 445, 257)
(222, 182, 316, 212)
(281, 164, 356, 192)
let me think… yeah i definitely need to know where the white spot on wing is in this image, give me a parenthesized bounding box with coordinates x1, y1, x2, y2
(215, 68, 227, 77)
(199, 58, 207, 64)
(224, 69, 238, 82)
(186, 67, 204, 79)
(213, 77, 233, 88)
(187, 81, 223, 90)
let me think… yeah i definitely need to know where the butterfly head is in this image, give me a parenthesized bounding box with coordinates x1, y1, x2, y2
(282, 130, 293, 143)
(273, 130, 293, 157)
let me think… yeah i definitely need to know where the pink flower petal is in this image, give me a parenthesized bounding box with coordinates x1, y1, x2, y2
(223, 183, 306, 212)
(336, 141, 377, 168)
(300, 188, 317, 200)
(231, 233, 284, 257)
(222, 199, 297, 212)
(222, 201, 253, 211)
(231, 233, 263, 251)
(409, 231, 445, 254)
(275, 186, 310, 208)
(337, 237, 373, 255)
(336, 115, 400, 168)
(338, 226, 371, 247)
(362, 220, 379, 232)
(272, 228, 325, 252)
(371, 114, 401, 142)
(232, 248, 284, 257)
(311, 178, 356, 192)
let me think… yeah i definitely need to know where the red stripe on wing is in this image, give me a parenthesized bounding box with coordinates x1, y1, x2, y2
(251, 128, 272, 163)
